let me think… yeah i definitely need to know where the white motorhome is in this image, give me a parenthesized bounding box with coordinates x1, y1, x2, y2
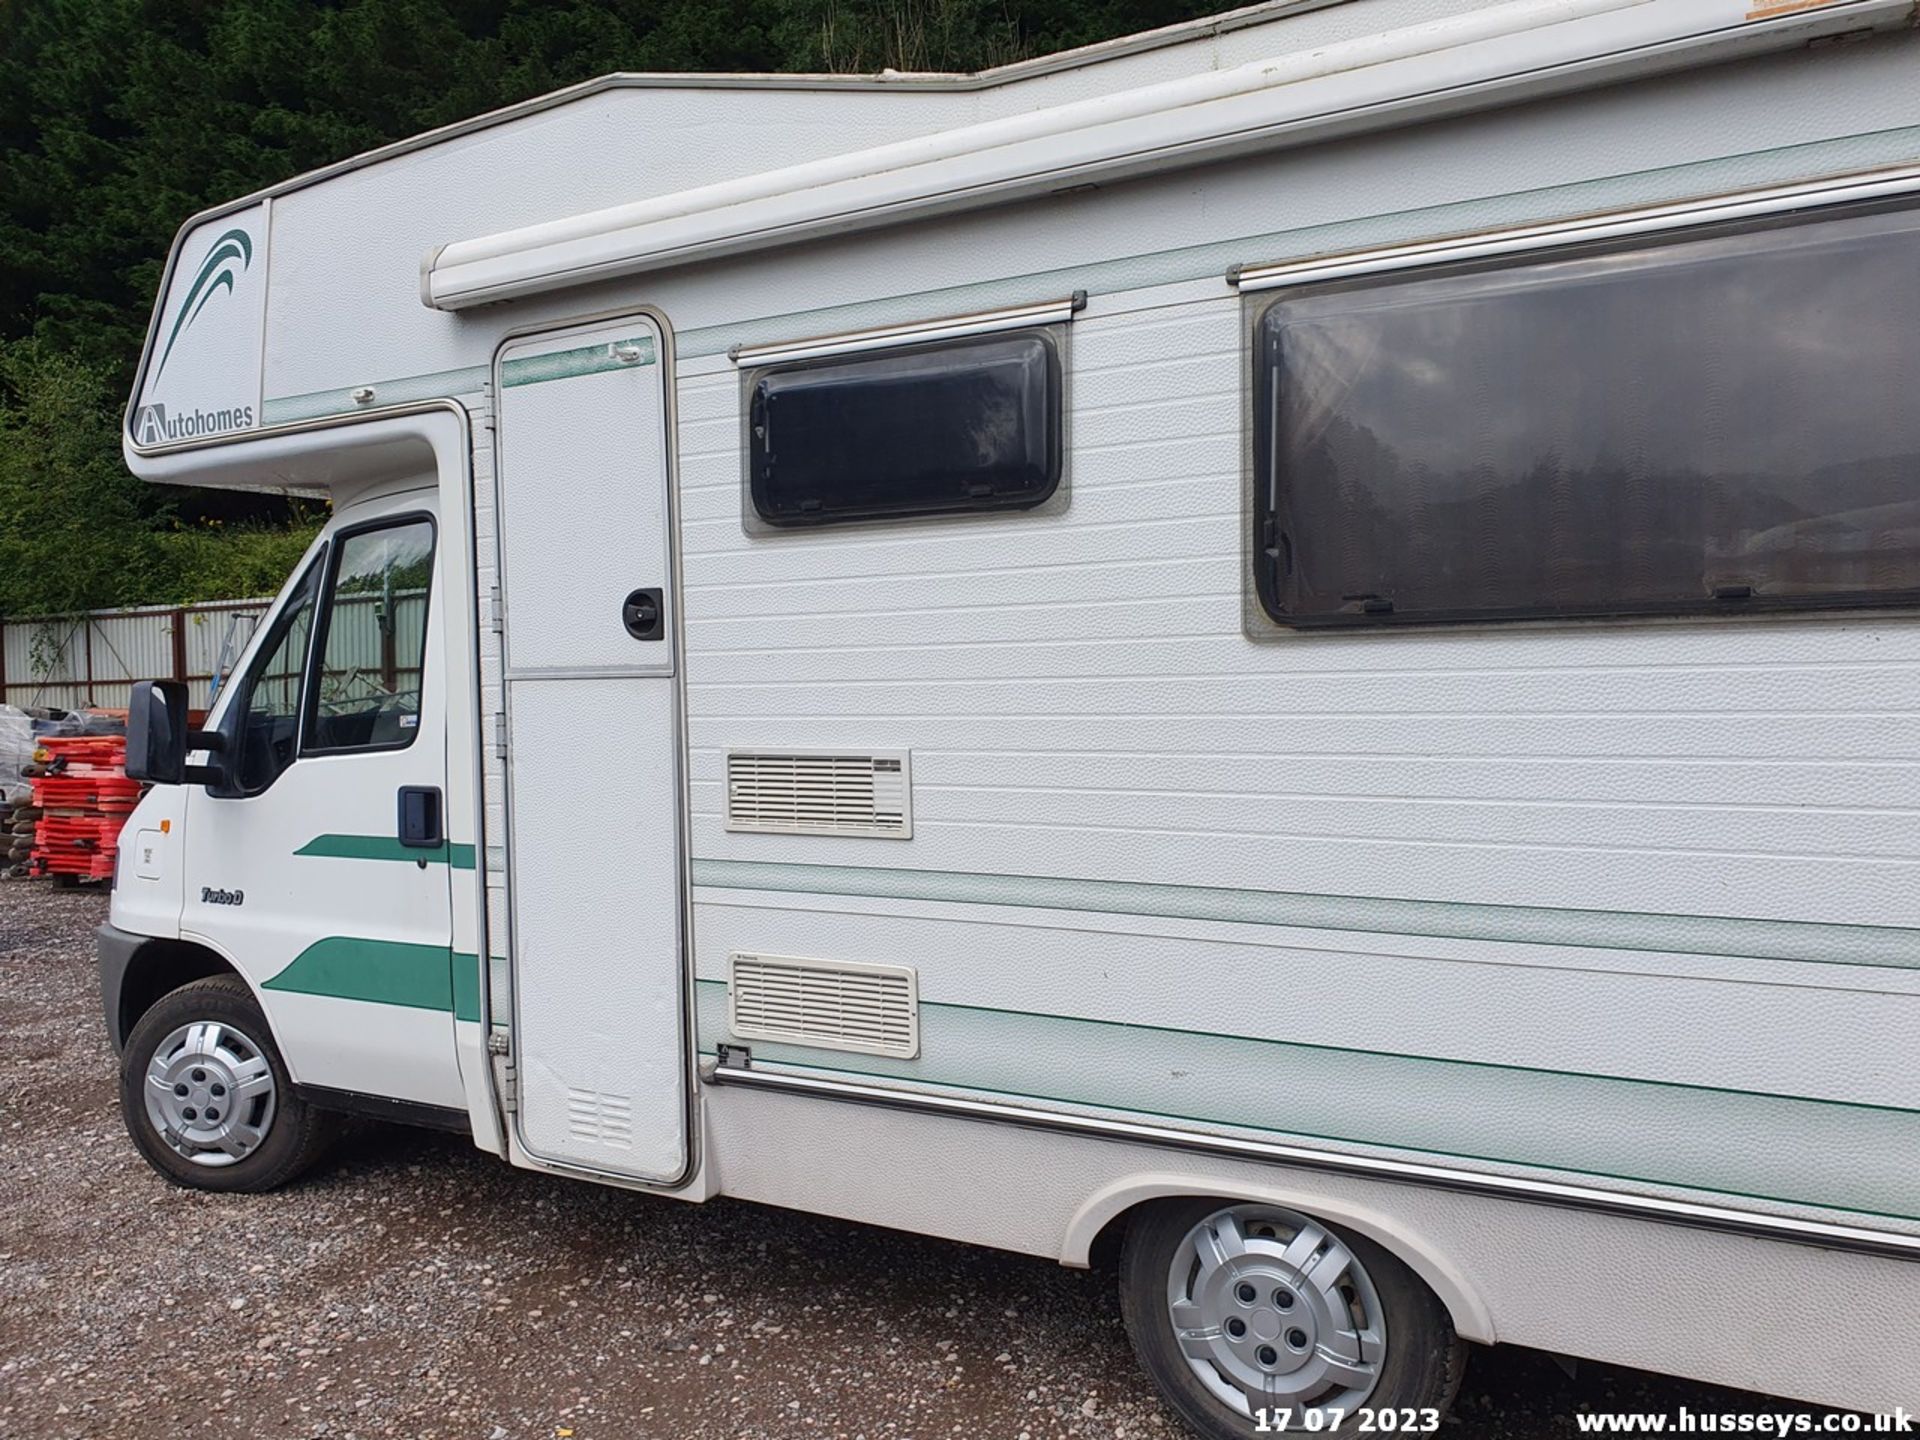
(101, 0, 1920, 1429)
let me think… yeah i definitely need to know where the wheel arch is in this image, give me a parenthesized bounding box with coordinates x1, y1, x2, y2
(1062, 1173, 1497, 1345)
(106, 935, 253, 1054)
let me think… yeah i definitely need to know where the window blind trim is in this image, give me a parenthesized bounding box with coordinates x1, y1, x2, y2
(729, 293, 1084, 368)
(1231, 162, 1920, 296)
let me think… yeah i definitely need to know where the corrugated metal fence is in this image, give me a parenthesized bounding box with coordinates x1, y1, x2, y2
(0, 600, 271, 712)
(316, 591, 428, 705)
(2, 591, 430, 713)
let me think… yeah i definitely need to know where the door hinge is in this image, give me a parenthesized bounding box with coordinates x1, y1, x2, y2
(493, 712, 508, 760)
(488, 584, 504, 635)
(493, 1049, 518, 1113)
(716, 1043, 753, 1071)
(485, 1030, 509, 1056)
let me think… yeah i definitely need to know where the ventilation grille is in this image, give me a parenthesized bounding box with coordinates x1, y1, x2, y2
(725, 749, 912, 838)
(565, 1088, 633, 1150)
(728, 952, 919, 1058)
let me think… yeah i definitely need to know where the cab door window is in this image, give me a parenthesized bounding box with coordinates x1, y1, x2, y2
(225, 556, 323, 795)
(304, 518, 435, 753)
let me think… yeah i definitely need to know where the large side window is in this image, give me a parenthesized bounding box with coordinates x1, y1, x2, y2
(747, 331, 1061, 527)
(225, 556, 323, 795)
(1253, 198, 1920, 627)
(305, 518, 435, 753)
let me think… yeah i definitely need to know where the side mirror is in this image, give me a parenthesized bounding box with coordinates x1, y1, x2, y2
(125, 680, 189, 784)
(125, 680, 226, 786)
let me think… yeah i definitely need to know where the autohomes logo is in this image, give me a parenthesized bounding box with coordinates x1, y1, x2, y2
(131, 224, 259, 446)
(133, 401, 257, 446)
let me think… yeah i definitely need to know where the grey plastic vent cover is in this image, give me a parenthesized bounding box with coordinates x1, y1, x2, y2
(728, 952, 920, 1059)
(725, 749, 912, 838)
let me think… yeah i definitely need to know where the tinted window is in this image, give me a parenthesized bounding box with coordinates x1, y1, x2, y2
(748, 332, 1061, 526)
(306, 519, 434, 752)
(229, 558, 321, 794)
(1254, 200, 1920, 626)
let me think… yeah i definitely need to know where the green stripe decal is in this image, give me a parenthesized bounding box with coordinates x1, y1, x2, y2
(262, 336, 655, 422)
(264, 937, 455, 1011)
(263, 362, 491, 425)
(264, 940, 488, 1019)
(501, 336, 656, 388)
(452, 950, 483, 1022)
(690, 859, 1920, 971)
(691, 981, 1920, 1221)
(295, 834, 475, 869)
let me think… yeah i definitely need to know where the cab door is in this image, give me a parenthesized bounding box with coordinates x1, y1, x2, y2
(494, 314, 689, 1184)
(180, 489, 461, 1110)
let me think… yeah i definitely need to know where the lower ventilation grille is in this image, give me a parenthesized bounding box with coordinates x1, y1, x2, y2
(564, 1087, 633, 1149)
(728, 952, 919, 1058)
(725, 749, 912, 838)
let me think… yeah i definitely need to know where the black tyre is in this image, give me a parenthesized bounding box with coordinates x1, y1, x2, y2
(1120, 1197, 1465, 1438)
(119, 974, 336, 1192)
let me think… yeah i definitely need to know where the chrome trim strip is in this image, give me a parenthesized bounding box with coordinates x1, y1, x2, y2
(129, 396, 474, 465)
(728, 292, 1086, 366)
(707, 1062, 1920, 1261)
(502, 664, 680, 682)
(1231, 162, 1920, 292)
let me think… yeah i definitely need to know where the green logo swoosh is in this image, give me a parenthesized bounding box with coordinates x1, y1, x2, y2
(154, 228, 254, 378)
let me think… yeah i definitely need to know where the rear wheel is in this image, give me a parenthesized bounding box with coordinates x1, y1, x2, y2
(1120, 1198, 1464, 1437)
(119, 974, 336, 1192)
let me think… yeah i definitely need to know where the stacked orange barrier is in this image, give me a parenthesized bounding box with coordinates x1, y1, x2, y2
(30, 735, 137, 881)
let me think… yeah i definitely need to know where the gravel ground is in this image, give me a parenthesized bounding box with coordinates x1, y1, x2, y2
(0, 881, 1859, 1440)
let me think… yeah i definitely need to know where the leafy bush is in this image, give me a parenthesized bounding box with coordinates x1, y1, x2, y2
(0, 339, 321, 615)
(150, 519, 325, 604)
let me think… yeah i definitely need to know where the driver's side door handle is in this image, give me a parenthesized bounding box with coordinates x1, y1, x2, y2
(397, 785, 444, 849)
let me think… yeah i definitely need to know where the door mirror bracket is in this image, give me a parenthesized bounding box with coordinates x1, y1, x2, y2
(125, 679, 229, 787)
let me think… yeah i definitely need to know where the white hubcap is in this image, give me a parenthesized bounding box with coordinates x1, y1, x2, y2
(144, 1021, 276, 1167)
(1166, 1204, 1386, 1424)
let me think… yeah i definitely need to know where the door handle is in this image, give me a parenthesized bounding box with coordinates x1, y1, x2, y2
(622, 586, 665, 641)
(398, 785, 444, 850)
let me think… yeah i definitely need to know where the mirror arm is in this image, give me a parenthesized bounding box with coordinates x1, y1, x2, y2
(181, 727, 230, 788)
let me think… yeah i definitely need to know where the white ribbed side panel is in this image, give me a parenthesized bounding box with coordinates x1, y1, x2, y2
(726, 750, 911, 838)
(729, 952, 919, 1058)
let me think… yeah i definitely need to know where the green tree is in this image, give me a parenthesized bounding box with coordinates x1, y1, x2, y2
(0, 340, 155, 615)
(0, 0, 1218, 616)
(0, 337, 324, 615)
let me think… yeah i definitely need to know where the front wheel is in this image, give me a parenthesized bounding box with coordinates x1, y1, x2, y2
(1120, 1198, 1465, 1438)
(119, 974, 336, 1192)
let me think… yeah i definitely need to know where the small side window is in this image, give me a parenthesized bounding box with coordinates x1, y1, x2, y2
(305, 518, 435, 754)
(224, 555, 323, 796)
(747, 331, 1061, 527)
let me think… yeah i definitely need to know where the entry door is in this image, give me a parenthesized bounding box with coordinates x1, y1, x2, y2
(495, 316, 688, 1184)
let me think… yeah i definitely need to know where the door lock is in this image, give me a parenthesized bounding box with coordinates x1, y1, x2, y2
(622, 587, 665, 641)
